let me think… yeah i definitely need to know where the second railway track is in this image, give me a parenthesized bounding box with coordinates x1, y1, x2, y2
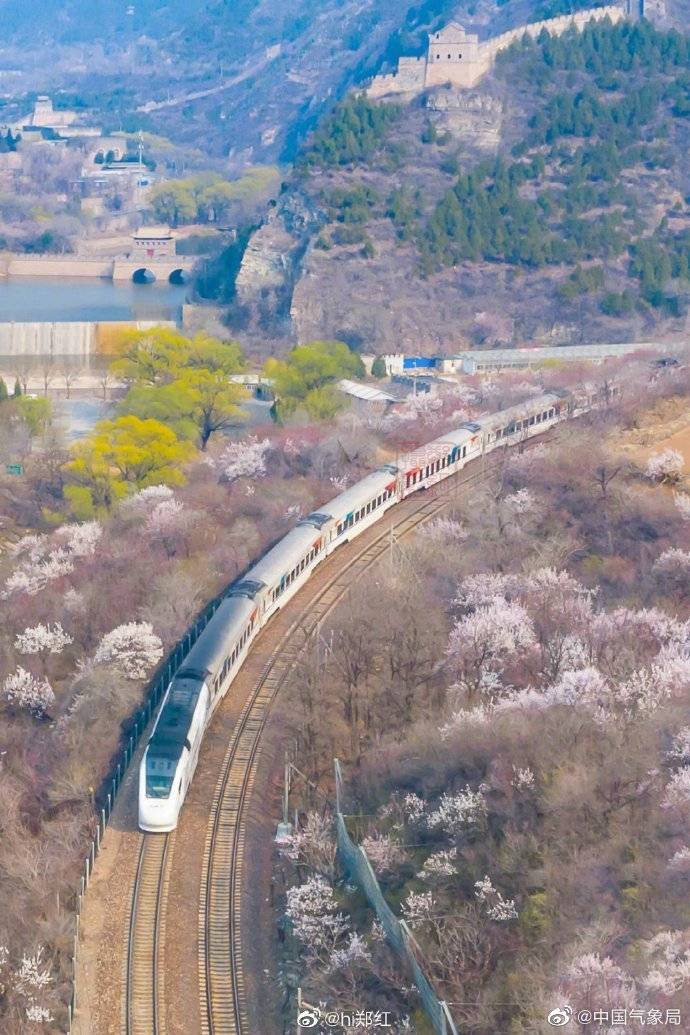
(197, 453, 516, 1035)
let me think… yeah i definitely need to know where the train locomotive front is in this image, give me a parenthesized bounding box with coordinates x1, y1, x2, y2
(139, 674, 209, 831)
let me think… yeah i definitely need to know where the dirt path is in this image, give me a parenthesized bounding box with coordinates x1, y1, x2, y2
(73, 744, 144, 1035)
(650, 423, 690, 472)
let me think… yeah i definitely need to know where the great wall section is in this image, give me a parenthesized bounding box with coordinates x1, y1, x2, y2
(367, 1, 632, 99)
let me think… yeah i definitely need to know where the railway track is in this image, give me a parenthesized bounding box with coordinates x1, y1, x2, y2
(117, 431, 558, 1035)
(197, 452, 513, 1035)
(124, 832, 174, 1035)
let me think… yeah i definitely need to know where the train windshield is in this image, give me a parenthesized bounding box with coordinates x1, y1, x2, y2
(145, 754, 177, 798)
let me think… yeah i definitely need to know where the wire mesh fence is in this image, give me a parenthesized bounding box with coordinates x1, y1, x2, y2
(334, 760, 459, 1035)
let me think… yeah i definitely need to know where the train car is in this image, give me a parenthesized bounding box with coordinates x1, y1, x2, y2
(398, 429, 475, 498)
(139, 595, 256, 831)
(138, 385, 600, 832)
(230, 523, 328, 621)
(472, 391, 566, 453)
(304, 468, 401, 553)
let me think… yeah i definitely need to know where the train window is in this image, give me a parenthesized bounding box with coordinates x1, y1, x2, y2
(462, 446, 467, 458)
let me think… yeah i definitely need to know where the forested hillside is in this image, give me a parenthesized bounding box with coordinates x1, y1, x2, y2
(234, 18, 690, 351)
(0, 0, 497, 164)
(279, 363, 690, 1035)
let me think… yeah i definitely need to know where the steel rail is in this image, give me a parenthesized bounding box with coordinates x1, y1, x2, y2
(124, 832, 173, 1035)
(198, 444, 527, 1035)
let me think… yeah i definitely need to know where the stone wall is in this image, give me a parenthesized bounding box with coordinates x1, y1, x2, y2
(482, 4, 623, 62)
(0, 256, 114, 279)
(367, 3, 625, 98)
(367, 57, 426, 99)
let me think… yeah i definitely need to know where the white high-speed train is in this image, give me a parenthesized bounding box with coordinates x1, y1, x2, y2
(139, 385, 604, 831)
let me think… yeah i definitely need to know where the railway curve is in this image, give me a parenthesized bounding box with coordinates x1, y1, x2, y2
(76, 427, 565, 1035)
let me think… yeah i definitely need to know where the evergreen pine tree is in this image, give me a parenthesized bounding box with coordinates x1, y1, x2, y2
(0, 377, 8, 402)
(371, 355, 387, 379)
(13, 378, 21, 397)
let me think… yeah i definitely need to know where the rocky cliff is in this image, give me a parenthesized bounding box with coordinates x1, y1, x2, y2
(234, 13, 690, 354)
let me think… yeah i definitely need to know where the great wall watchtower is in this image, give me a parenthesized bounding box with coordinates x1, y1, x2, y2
(426, 22, 484, 89)
(367, 2, 628, 100)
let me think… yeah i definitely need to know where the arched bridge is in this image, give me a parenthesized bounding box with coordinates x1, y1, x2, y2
(112, 259, 193, 284)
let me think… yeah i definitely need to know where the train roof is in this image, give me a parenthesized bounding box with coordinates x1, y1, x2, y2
(243, 523, 324, 590)
(177, 595, 256, 680)
(148, 677, 203, 761)
(424, 393, 564, 449)
(475, 392, 564, 432)
(305, 469, 398, 524)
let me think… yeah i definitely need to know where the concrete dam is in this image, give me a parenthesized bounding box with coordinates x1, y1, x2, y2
(0, 320, 174, 358)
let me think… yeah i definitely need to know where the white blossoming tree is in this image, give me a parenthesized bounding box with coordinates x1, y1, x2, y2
(54, 520, 103, 557)
(215, 436, 271, 482)
(401, 889, 436, 929)
(474, 875, 518, 921)
(558, 953, 636, 1013)
(447, 597, 535, 700)
(641, 931, 690, 996)
(3, 547, 74, 598)
(121, 484, 175, 515)
(14, 623, 73, 656)
(285, 876, 349, 959)
(417, 848, 457, 882)
(281, 812, 337, 879)
(427, 786, 487, 836)
(663, 768, 690, 810)
(419, 517, 468, 543)
(93, 622, 163, 679)
(2, 668, 55, 717)
(674, 492, 690, 520)
(327, 932, 372, 973)
(361, 833, 406, 875)
(645, 449, 684, 484)
(14, 946, 54, 1024)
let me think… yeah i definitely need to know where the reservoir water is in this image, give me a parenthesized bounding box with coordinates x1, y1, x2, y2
(0, 277, 188, 323)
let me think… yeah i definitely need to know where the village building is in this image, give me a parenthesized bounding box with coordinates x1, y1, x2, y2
(13, 94, 102, 141)
(131, 226, 176, 261)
